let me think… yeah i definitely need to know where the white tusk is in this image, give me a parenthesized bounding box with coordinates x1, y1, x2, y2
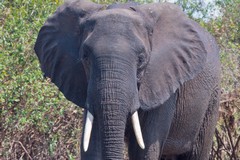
(131, 111, 145, 149)
(83, 111, 94, 152)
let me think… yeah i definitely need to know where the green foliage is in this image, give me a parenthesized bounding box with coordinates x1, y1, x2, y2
(0, 0, 239, 159)
(0, 0, 82, 159)
(175, 0, 212, 19)
(92, 0, 153, 4)
(206, 0, 240, 92)
(204, 1, 240, 159)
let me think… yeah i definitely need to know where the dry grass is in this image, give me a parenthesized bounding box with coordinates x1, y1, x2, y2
(1, 93, 239, 160)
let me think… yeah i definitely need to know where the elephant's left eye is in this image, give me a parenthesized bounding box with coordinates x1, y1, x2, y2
(138, 53, 146, 69)
(138, 55, 144, 64)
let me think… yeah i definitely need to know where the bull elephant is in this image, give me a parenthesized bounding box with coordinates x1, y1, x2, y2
(34, 0, 221, 159)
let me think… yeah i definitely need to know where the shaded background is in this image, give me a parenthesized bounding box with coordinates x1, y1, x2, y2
(0, 0, 239, 159)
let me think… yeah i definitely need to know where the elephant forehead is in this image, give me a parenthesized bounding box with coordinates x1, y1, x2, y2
(89, 9, 144, 26)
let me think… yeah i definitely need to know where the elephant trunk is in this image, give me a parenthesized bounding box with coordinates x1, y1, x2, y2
(100, 104, 145, 159)
(96, 75, 130, 159)
(100, 102, 127, 159)
(84, 56, 144, 159)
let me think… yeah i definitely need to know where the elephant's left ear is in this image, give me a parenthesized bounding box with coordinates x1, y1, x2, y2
(136, 3, 207, 110)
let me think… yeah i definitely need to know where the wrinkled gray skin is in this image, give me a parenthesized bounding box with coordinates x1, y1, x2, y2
(34, 1, 221, 159)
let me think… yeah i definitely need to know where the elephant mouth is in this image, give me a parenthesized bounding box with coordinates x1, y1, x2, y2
(82, 110, 145, 152)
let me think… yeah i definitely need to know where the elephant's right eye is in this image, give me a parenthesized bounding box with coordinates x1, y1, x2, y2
(82, 52, 89, 61)
(82, 51, 91, 80)
(82, 45, 92, 61)
(82, 54, 91, 69)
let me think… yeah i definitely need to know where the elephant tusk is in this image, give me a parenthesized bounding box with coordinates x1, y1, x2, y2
(83, 111, 94, 152)
(131, 111, 145, 149)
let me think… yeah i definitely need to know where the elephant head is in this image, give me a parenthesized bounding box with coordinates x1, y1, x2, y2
(35, 0, 207, 159)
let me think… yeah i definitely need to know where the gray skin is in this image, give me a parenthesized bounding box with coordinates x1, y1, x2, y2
(34, 1, 221, 160)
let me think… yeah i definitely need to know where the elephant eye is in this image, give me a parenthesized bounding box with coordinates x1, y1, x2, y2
(138, 55, 144, 64)
(81, 48, 91, 67)
(138, 53, 146, 68)
(82, 52, 88, 60)
(82, 51, 91, 80)
(82, 45, 92, 61)
(137, 52, 148, 83)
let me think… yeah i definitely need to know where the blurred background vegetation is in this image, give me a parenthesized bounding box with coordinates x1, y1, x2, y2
(0, 0, 239, 159)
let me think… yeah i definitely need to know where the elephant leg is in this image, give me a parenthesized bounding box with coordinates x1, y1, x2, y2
(81, 111, 102, 160)
(128, 93, 177, 160)
(177, 87, 220, 160)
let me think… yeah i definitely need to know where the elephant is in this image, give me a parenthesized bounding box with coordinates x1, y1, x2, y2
(34, 0, 221, 159)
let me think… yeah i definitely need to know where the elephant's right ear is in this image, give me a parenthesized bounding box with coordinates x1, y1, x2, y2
(34, 0, 103, 108)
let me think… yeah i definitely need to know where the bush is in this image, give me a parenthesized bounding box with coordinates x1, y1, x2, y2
(0, 0, 83, 159)
(205, 0, 240, 159)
